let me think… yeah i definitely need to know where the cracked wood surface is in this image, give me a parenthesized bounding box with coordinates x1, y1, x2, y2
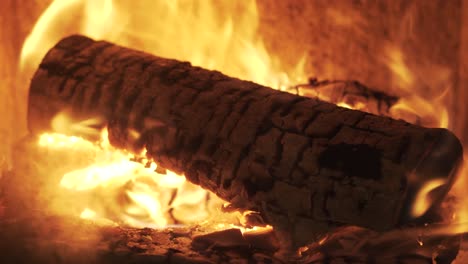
(28, 35, 463, 247)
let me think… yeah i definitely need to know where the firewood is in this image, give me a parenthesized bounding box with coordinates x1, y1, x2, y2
(28, 35, 463, 247)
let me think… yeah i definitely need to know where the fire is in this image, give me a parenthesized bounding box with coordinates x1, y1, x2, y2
(384, 45, 451, 129)
(411, 178, 447, 218)
(20, 0, 306, 90)
(20, 0, 453, 136)
(449, 158, 468, 233)
(37, 124, 278, 231)
(39, 127, 232, 228)
(381, 45, 460, 222)
(18, 0, 467, 242)
(21, 0, 307, 230)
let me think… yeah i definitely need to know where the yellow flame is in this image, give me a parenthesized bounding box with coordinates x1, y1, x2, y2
(240, 225, 273, 235)
(411, 178, 447, 218)
(386, 47, 414, 88)
(39, 132, 86, 148)
(38, 122, 272, 230)
(20, 0, 306, 90)
(80, 208, 97, 219)
(336, 102, 354, 110)
(23, 0, 307, 230)
(390, 96, 449, 128)
(50, 111, 104, 138)
(39, 128, 230, 228)
(382, 45, 464, 234)
(384, 45, 451, 129)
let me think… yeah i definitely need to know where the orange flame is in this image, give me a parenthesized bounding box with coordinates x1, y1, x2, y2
(21, 0, 467, 239)
(411, 178, 447, 218)
(22, 0, 308, 229)
(384, 45, 451, 128)
(39, 127, 243, 228)
(20, 0, 306, 90)
(449, 157, 468, 233)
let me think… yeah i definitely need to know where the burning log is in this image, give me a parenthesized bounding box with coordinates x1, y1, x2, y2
(28, 35, 463, 247)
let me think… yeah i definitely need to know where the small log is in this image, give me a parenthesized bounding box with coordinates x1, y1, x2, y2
(28, 35, 463, 247)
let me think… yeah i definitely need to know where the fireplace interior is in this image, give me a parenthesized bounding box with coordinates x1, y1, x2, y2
(1, 0, 468, 263)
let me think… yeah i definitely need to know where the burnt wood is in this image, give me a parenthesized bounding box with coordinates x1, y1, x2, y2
(28, 35, 463, 247)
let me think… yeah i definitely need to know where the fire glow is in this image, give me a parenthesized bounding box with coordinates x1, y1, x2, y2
(38, 127, 236, 228)
(20, 0, 306, 91)
(21, 0, 309, 231)
(18, 0, 468, 252)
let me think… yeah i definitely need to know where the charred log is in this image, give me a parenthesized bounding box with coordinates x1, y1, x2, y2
(28, 35, 463, 247)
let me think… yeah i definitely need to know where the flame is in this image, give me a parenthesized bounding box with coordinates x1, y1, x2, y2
(384, 45, 451, 129)
(21, 0, 308, 230)
(20, 0, 468, 241)
(20, 0, 306, 90)
(381, 45, 468, 232)
(411, 178, 447, 218)
(386, 47, 414, 88)
(39, 128, 233, 228)
(448, 157, 468, 233)
(50, 111, 104, 138)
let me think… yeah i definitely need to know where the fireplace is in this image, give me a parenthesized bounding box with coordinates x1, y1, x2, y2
(1, 0, 468, 263)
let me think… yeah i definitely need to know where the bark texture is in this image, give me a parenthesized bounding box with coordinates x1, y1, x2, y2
(28, 35, 463, 247)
